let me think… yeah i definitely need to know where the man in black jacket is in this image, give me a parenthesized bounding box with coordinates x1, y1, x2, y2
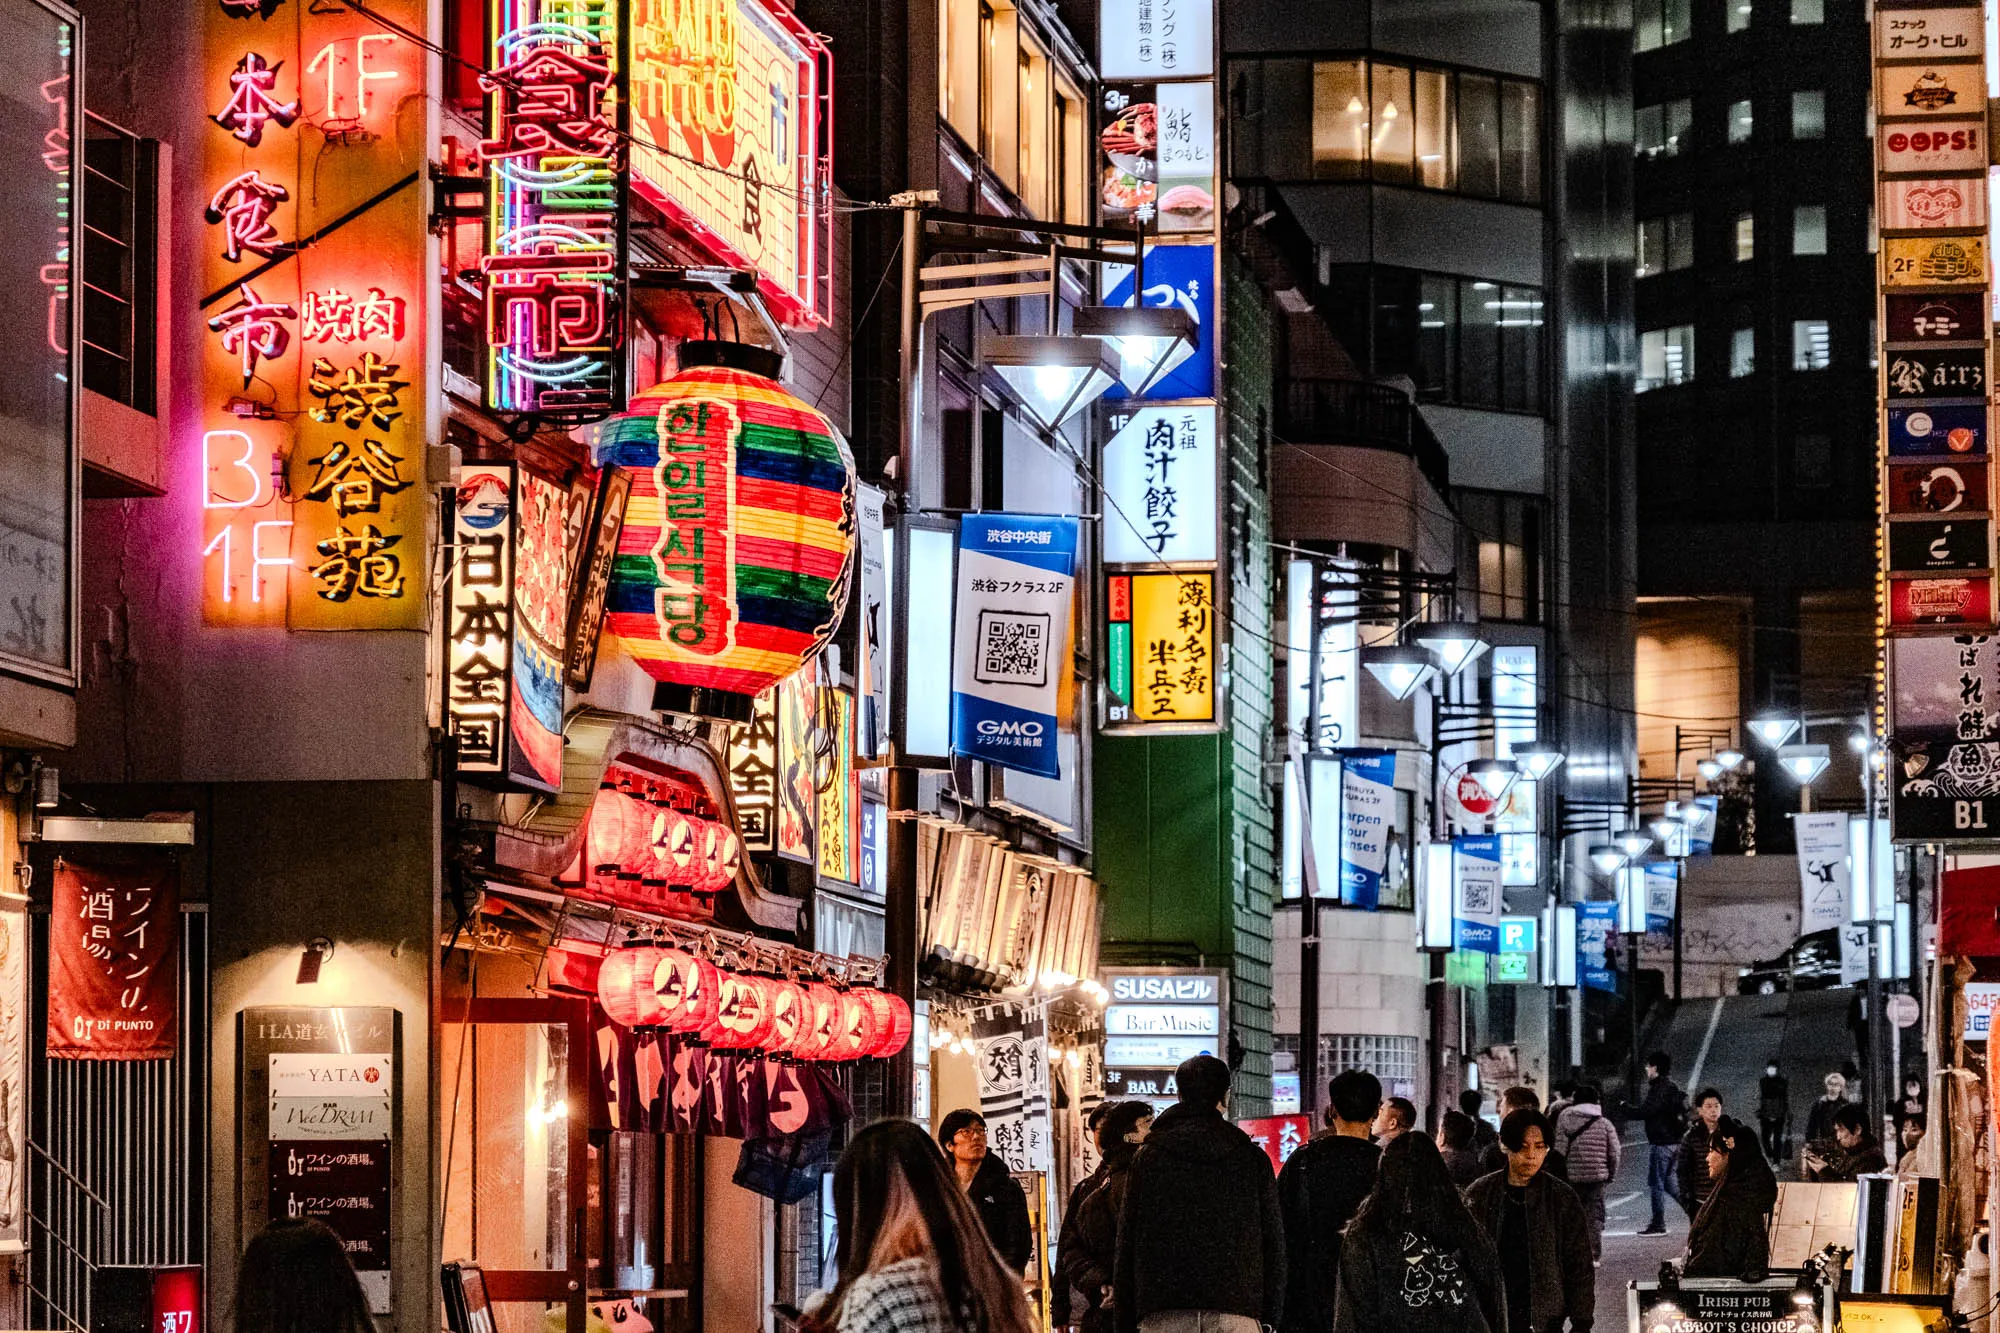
(1115, 1055, 1285, 1333)
(1465, 1110, 1595, 1333)
(1278, 1069, 1382, 1333)
(1054, 1102, 1119, 1328)
(1613, 1052, 1687, 1236)
(1677, 1089, 1724, 1220)
(939, 1108, 1033, 1271)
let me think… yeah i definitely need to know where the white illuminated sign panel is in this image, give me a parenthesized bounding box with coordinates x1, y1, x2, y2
(1102, 405, 1217, 565)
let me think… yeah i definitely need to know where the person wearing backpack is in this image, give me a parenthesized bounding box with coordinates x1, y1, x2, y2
(1613, 1052, 1688, 1236)
(1554, 1085, 1619, 1262)
(1331, 1134, 1505, 1333)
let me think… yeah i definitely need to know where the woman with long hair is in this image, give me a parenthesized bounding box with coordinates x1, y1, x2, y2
(821, 1119, 1037, 1333)
(1333, 1132, 1505, 1333)
(1682, 1116, 1778, 1280)
(235, 1217, 376, 1333)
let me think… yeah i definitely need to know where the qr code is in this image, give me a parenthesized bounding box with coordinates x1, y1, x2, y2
(975, 611, 1050, 687)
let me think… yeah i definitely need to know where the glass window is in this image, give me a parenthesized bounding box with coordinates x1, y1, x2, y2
(1792, 90, 1825, 139)
(1414, 68, 1453, 189)
(1636, 0, 1693, 49)
(1500, 80, 1541, 202)
(1372, 63, 1415, 184)
(1736, 212, 1754, 261)
(1637, 324, 1696, 391)
(1464, 491, 1542, 621)
(1016, 36, 1050, 217)
(1635, 99, 1691, 157)
(1460, 280, 1502, 407)
(1457, 73, 1500, 197)
(1416, 273, 1457, 400)
(1729, 98, 1753, 143)
(940, 0, 979, 141)
(1795, 433, 1832, 487)
(1056, 76, 1087, 223)
(1869, 318, 1878, 369)
(1637, 213, 1694, 276)
(1731, 327, 1755, 377)
(1792, 0, 1823, 21)
(1793, 204, 1827, 254)
(981, 3, 1019, 190)
(1792, 319, 1831, 370)
(1729, 0, 1752, 31)
(1499, 284, 1543, 412)
(1312, 61, 1369, 179)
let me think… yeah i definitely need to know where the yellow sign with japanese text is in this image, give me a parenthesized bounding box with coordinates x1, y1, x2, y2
(1128, 571, 1216, 724)
(1882, 233, 1988, 287)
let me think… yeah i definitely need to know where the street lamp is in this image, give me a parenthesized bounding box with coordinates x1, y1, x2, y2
(1513, 741, 1566, 781)
(1588, 843, 1628, 876)
(1466, 756, 1519, 801)
(1413, 620, 1490, 677)
(1361, 645, 1439, 701)
(1847, 731, 1871, 755)
(1614, 827, 1654, 860)
(984, 334, 1120, 430)
(1747, 714, 1801, 749)
(1715, 749, 1746, 770)
(1776, 743, 1831, 786)
(1696, 757, 1722, 782)
(1074, 305, 1197, 396)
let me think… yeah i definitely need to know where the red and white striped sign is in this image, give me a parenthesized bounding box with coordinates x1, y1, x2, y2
(1883, 177, 1988, 230)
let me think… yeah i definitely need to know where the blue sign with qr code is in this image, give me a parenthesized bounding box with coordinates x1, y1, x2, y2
(950, 514, 1081, 779)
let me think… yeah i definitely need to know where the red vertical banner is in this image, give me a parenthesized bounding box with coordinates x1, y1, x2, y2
(48, 858, 180, 1060)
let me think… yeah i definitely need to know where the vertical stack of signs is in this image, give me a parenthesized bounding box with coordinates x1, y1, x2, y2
(1876, 4, 2000, 838)
(1098, 0, 1222, 731)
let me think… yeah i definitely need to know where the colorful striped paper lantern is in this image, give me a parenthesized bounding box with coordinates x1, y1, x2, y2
(596, 343, 856, 715)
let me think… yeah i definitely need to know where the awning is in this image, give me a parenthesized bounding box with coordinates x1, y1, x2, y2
(916, 816, 1101, 994)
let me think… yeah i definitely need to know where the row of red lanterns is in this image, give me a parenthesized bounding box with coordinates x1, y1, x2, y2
(585, 788, 744, 898)
(596, 945, 912, 1060)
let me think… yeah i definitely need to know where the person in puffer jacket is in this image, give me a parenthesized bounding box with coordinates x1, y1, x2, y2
(1332, 1133, 1505, 1333)
(1554, 1085, 1620, 1262)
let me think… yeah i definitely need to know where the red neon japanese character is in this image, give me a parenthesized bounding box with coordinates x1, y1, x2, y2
(212, 51, 300, 147)
(207, 282, 296, 386)
(205, 170, 289, 263)
(478, 44, 615, 162)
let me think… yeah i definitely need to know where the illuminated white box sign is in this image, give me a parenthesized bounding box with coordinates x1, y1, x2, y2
(1102, 404, 1218, 565)
(1104, 1004, 1222, 1037)
(1105, 1035, 1221, 1066)
(1101, 968, 1228, 1099)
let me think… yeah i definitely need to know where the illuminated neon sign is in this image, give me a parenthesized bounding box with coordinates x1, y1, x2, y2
(480, 0, 627, 420)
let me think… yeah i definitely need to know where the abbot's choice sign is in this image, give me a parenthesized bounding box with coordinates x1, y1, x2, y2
(1101, 968, 1229, 1110)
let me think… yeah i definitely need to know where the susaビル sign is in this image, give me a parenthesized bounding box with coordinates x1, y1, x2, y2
(1101, 968, 1227, 1110)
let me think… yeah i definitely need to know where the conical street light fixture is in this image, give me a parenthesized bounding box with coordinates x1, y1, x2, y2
(1360, 645, 1439, 701)
(1747, 714, 1801, 749)
(1074, 305, 1197, 396)
(1466, 757, 1518, 801)
(1715, 749, 1745, 769)
(1512, 741, 1566, 781)
(1613, 827, 1654, 860)
(1776, 743, 1831, 785)
(984, 334, 1120, 431)
(1413, 620, 1489, 677)
(1588, 843, 1628, 875)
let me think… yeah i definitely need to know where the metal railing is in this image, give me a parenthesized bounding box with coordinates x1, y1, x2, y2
(1278, 376, 1453, 496)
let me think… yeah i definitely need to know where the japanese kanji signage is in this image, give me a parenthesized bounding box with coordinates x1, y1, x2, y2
(48, 857, 179, 1060)
(1099, 0, 1213, 78)
(200, 0, 428, 629)
(1102, 405, 1216, 564)
(972, 1005, 1052, 1172)
(950, 514, 1081, 778)
(1100, 81, 1216, 235)
(727, 688, 780, 852)
(1105, 570, 1216, 726)
(815, 688, 860, 884)
(481, 0, 627, 418)
(627, 0, 832, 327)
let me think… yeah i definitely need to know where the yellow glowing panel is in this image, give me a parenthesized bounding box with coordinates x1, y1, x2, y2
(1128, 571, 1216, 724)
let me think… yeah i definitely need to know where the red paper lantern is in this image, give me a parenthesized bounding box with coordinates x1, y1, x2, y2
(691, 820, 733, 895)
(652, 808, 698, 887)
(596, 947, 672, 1028)
(585, 790, 652, 877)
(658, 951, 722, 1036)
(862, 990, 912, 1058)
(828, 989, 878, 1062)
(765, 980, 808, 1054)
(711, 973, 779, 1049)
(795, 982, 843, 1060)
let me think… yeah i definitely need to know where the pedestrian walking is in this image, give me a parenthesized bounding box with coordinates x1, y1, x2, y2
(1613, 1052, 1687, 1236)
(236, 1217, 377, 1333)
(1375, 1096, 1419, 1145)
(1465, 1109, 1596, 1333)
(1682, 1116, 1777, 1281)
(1439, 1112, 1488, 1190)
(1799, 1072, 1849, 1178)
(1554, 1084, 1620, 1262)
(1677, 1089, 1724, 1221)
(816, 1119, 1038, 1333)
(1480, 1087, 1544, 1176)
(1460, 1090, 1499, 1155)
(1113, 1055, 1285, 1333)
(1053, 1104, 1118, 1331)
(1331, 1133, 1505, 1333)
(938, 1109, 1033, 1272)
(1756, 1063, 1790, 1164)
(1278, 1069, 1382, 1333)
(1063, 1101, 1153, 1333)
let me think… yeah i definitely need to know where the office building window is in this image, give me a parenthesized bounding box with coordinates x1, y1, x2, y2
(1792, 90, 1825, 139)
(1307, 59, 1541, 203)
(1362, 268, 1543, 412)
(1729, 0, 1752, 30)
(1638, 324, 1696, 392)
(1636, 0, 1693, 50)
(1736, 213, 1755, 261)
(1729, 98, 1753, 143)
(1794, 433, 1832, 487)
(1635, 99, 1693, 157)
(81, 118, 160, 413)
(1637, 213, 1695, 277)
(1731, 327, 1755, 377)
(1792, 0, 1823, 21)
(1458, 490, 1543, 622)
(1793, 204, 1827, 254)
(1792, 319, 1831, 370)
(937, 0, 1083, 220)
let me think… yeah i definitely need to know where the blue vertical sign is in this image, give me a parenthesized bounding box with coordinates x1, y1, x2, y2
(1101, 245, 1216, 400)
(1452, 835, 1502, 953)
(1577, 900, 1619, 992)
(1339, 750, 1397, 909)
(950, 515, 1081, 778)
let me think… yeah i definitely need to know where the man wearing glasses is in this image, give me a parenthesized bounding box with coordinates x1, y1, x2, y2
(939, 1108, 1033, 1272)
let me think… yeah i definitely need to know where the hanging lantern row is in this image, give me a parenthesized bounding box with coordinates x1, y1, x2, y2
(584, 785, 744, 901)
(595, 945, 911, 1061)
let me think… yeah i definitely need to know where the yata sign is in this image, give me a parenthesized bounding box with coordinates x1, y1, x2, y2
(1108, 974, 1219, 1004)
